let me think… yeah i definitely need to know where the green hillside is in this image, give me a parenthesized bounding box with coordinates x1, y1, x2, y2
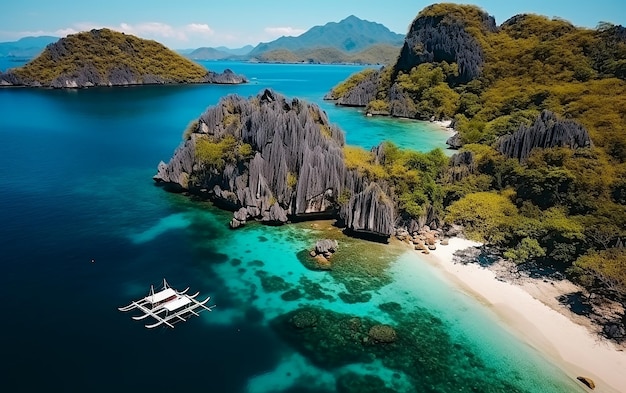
(330, 4, 626, 313)
(257, 44, 399, 64)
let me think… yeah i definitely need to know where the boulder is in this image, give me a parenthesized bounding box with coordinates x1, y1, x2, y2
(576, 376, 595, 390)
(315, 239, 339, 255)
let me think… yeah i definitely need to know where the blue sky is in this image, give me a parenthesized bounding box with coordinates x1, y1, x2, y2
(1, 0, 625, 49)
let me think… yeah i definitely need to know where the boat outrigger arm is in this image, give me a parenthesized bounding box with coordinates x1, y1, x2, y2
(118, 279, 215, 328)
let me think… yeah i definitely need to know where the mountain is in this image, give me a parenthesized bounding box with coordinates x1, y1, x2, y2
(0, 36, 58, 57)
(186, 45, 254, 60)
(214, 45, 254, 56)
(248, 15, 404, 58)
(187, 47, 233, 60)
(256, 44, 400, 65)
(0, 28, 247, 88)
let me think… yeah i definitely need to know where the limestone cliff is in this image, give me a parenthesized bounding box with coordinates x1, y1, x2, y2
(154, 89, 396, 238)
(495, 110, 593, 161)
(395, 4, 496, 84)
(0, 29, 247, 88)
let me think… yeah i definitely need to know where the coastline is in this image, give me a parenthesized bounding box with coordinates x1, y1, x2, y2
(419, 237, 626, 393)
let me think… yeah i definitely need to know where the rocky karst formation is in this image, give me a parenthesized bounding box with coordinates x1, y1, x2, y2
(327, 4, 496, 117)
(394, 4, 496, 84)
(495, 110, 593, 161)
(0, 28, 247, 88)
(154, 89, 396, 238)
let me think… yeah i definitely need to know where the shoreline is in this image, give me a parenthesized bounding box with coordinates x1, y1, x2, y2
(419, 237, 626, 393)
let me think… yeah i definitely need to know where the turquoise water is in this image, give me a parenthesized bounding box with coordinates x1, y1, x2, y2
(0, 61, 583, 392)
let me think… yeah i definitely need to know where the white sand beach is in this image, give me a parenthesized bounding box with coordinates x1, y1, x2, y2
(421, 237, 626, 393)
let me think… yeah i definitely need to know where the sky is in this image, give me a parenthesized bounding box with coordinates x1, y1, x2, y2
(1, 0, 625, 49)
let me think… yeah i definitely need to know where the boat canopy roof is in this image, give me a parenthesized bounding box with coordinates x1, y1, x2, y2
(163, 296, 192, 312)
(146, 288, 176, 304)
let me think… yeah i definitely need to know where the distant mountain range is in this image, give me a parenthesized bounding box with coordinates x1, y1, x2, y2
(188, 15, 404, 64)
(249, 15, 403, 57)
(0, 36, 58, 57)
(187, 45, 255, 60)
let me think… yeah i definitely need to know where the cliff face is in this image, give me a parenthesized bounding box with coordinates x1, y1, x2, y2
(496, 110, 593, 161)
(154, 89, 396, 238)
(0, 29, 247, 88)
(395, 5, 496, 84)
(327, 4, 496, 119)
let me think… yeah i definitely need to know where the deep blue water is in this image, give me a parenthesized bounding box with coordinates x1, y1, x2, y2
(0, 61, 583, 392)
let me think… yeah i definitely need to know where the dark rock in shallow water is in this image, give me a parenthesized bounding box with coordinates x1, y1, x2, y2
(314, 239, 339, 255)
(495, 110, 593, 161)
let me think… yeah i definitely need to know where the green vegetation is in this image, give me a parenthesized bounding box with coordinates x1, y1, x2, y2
(195, 135, 253, 171)
(13, 28, 208, 84)
(330, 4, 626, 302)
(328, 69, 377, 99)
(570, 249, 626, 299)
(344, 142, 447, 219)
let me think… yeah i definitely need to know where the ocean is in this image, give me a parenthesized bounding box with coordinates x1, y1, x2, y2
(0, 60, 584, 392)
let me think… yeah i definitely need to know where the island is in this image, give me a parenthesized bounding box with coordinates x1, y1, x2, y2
(0, 28, 247, 88)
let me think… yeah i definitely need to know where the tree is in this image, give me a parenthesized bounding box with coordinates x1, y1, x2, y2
(572, 248, 626, 300)
(445, 190, 519, 244)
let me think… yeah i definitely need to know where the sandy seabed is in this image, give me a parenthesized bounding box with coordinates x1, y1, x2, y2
(421, 237, 626, 393)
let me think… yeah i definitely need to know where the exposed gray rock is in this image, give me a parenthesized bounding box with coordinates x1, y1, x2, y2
(446, 150, 475, 182)
(202, 69, 247, 84)
(345, 182, 395, 236)
(495, 110, 593, 161)
(337, 70, 380, 107)
(388, 83, 416, 118)
(315, 239, 339, 255)
(395, 5, 496, 84)
(155, 89, 397, 238)
(446, 132, 463, 149)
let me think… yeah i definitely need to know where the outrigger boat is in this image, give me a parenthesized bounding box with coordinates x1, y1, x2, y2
(118, 279, 215, 328)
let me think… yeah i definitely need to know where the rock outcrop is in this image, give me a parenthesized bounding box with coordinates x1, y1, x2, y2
(154, 89, 396, 238)
(337, 70, 379, 107)
(495, 110, 593, 161)
(395, 4, 496, 84)
(328, 4, 496, 117)
(0, 29, 247, 88)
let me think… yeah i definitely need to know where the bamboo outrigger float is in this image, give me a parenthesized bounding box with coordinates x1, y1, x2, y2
(118, 279, 215, 328)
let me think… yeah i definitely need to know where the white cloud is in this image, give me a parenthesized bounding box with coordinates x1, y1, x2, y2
(186, 23, 214, 35)
(264, 26, 305, 38)
(118, 22, 187, 41)
(1, 21, 242, 49)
